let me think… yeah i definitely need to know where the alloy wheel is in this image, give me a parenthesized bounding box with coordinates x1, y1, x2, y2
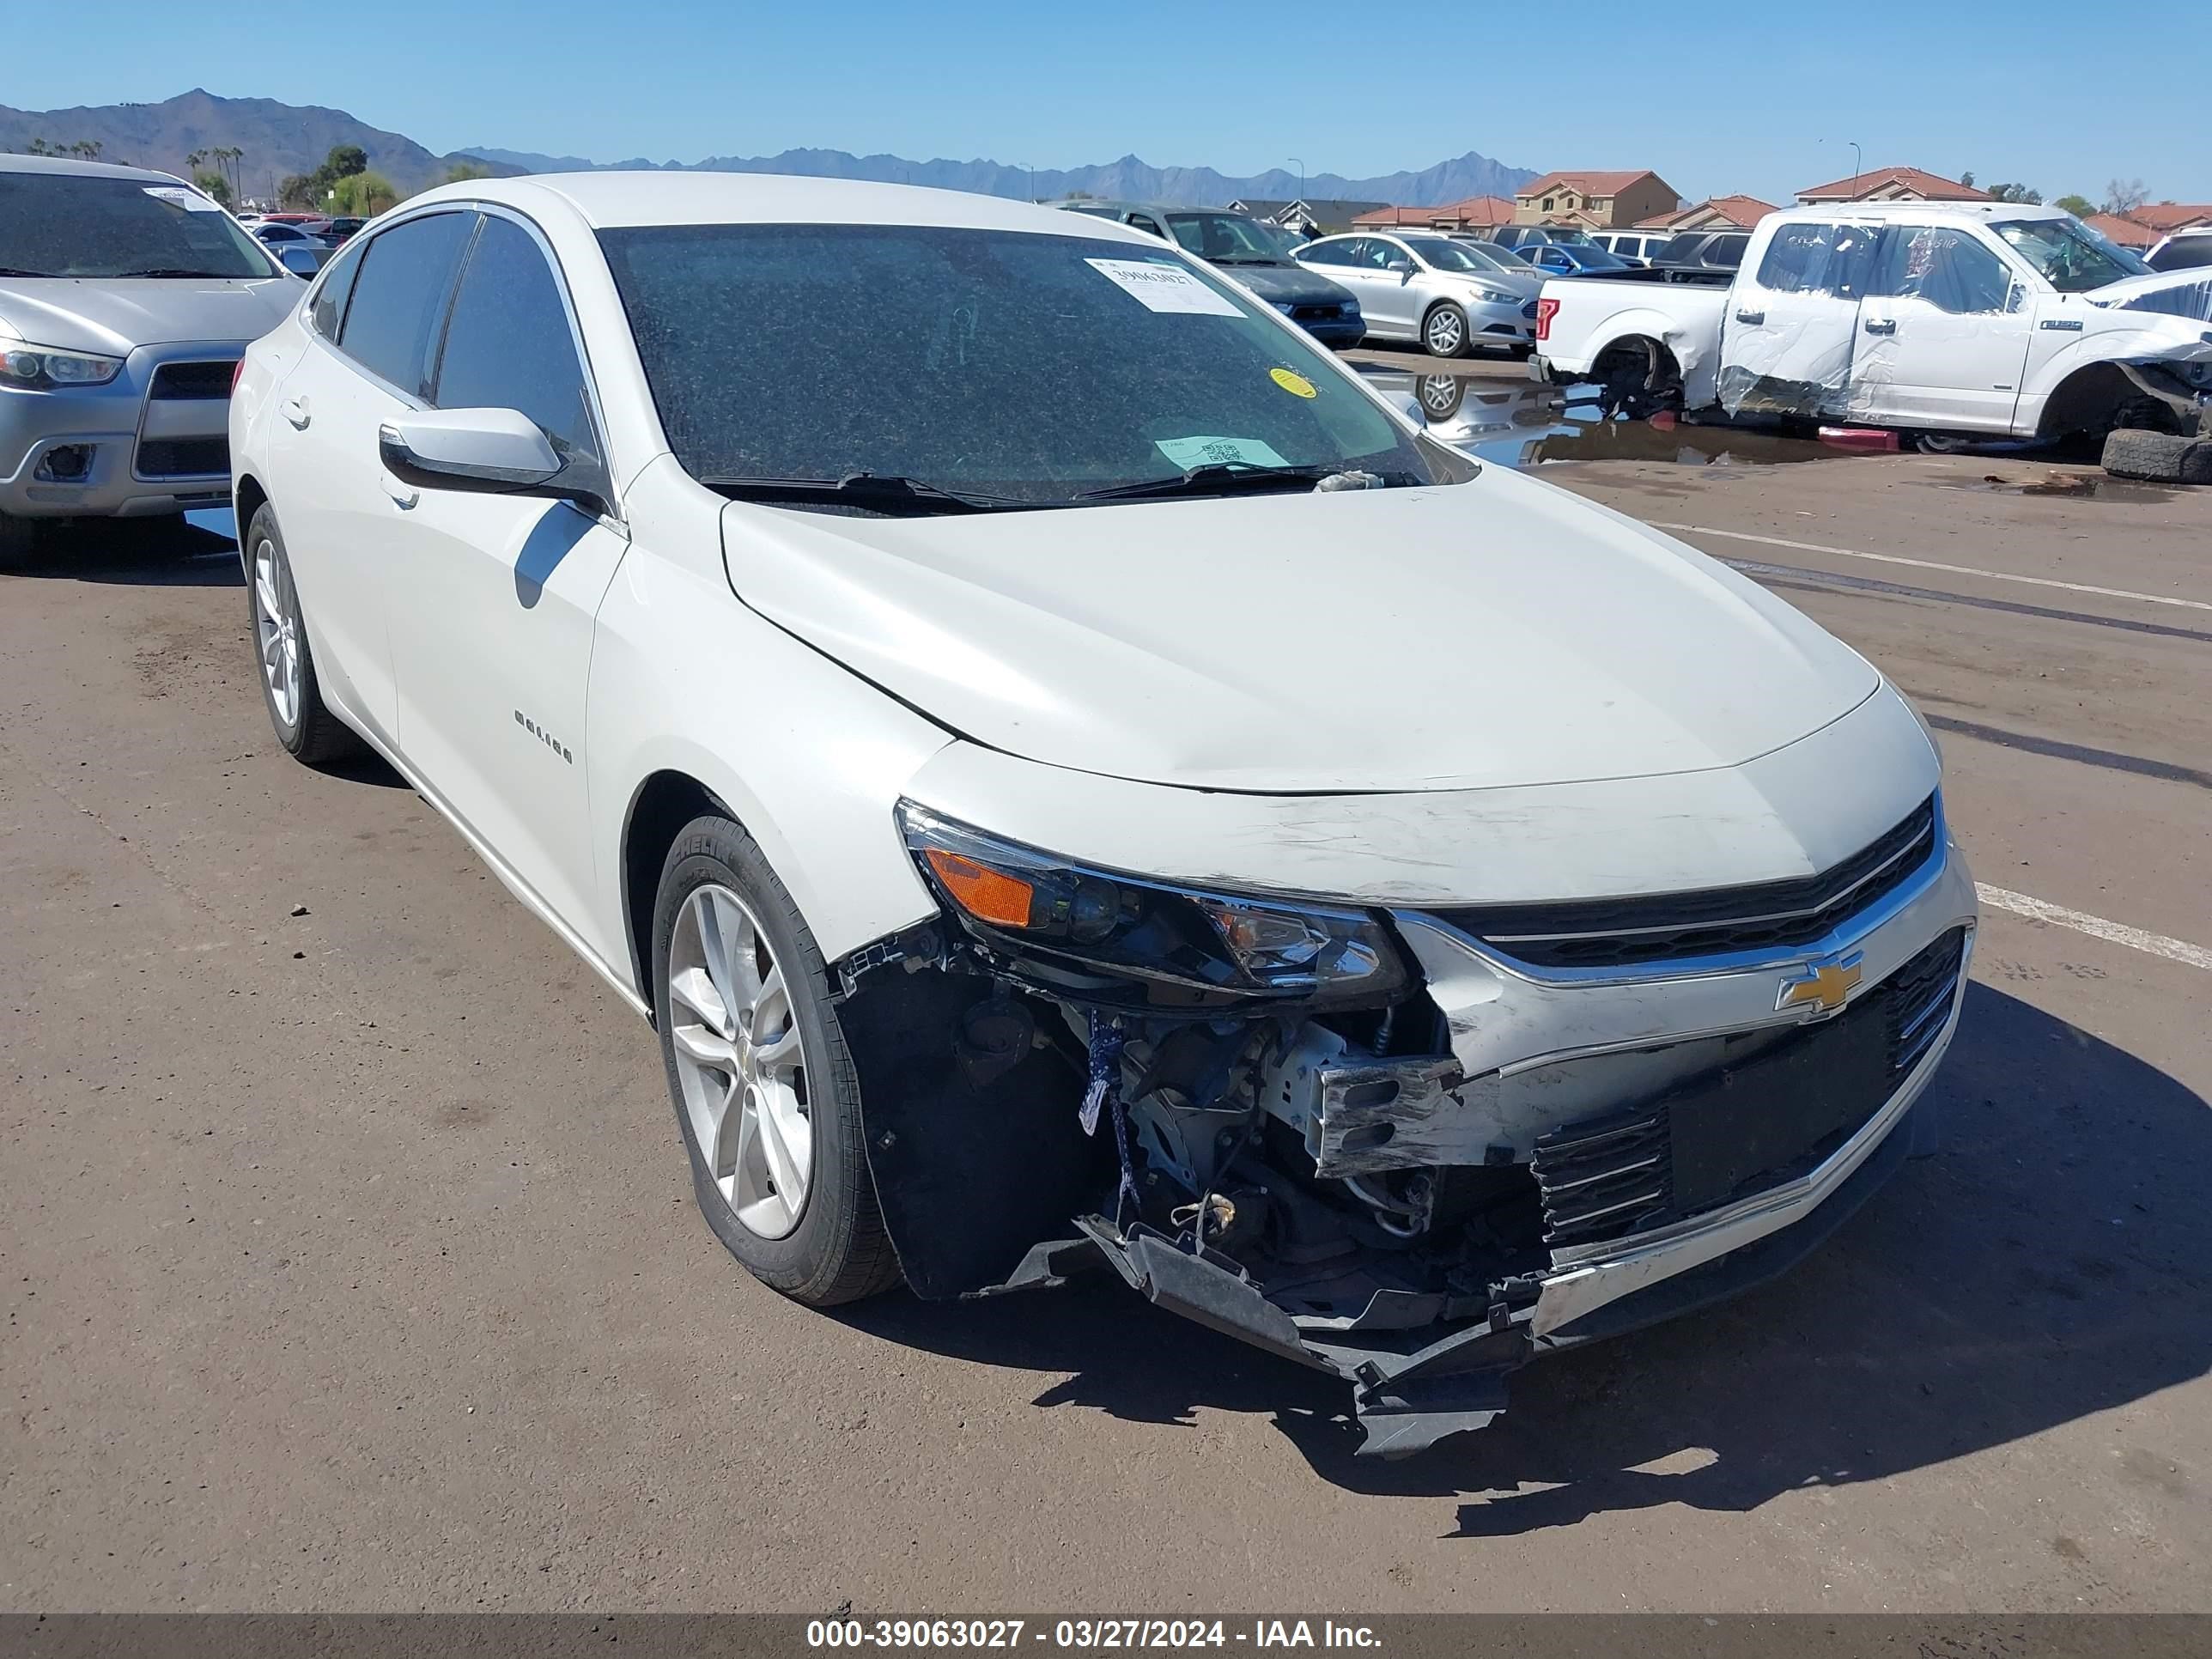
(1425, 307, 1465, 356)
(252, 535, 301, 728)
(666, 882, 815, 1240)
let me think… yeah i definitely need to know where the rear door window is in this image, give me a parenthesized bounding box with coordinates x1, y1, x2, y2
(1753, 222, 1878, 295)
(309, 238, 368, 341)
(337, 211, 476, 398)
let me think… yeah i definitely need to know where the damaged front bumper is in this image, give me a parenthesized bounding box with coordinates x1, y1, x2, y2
(836, 784, 1977, 1458)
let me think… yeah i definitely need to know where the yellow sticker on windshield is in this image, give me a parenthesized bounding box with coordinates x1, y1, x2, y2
(1269, 367, 1317, 399)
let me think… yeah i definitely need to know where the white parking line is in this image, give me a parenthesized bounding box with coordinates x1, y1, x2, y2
(1977, 884, 2212, 972)
(1652, 523, 2212, 615)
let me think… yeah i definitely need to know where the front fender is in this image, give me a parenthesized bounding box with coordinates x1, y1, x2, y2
(584, 520, 952, 987)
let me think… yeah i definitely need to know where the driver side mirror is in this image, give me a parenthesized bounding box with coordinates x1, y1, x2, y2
(276, 244, 326, 278)
(380, 408, 609, 514)
(1386, 258, 1413, 277)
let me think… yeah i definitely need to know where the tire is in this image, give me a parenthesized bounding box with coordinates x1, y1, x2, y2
(652, 814, 902, 1307)
(2102, 427, 2212, 485)
(244, 504, 360, 764)
(1421, 301, 1473, 359)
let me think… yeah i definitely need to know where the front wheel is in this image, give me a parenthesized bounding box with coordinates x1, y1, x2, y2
(653, 815, 902, 1307)
(1422, 302, 1472, 359)
(245, 504, 359, 765)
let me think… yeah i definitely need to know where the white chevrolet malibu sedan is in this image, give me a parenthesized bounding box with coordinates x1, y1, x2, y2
(231, 173, 1978, 1455)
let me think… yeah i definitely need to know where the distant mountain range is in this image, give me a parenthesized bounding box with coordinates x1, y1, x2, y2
(0, 89, 1535, 208)
(459, 144, 1538, 209)
(0, 90, 519, 198)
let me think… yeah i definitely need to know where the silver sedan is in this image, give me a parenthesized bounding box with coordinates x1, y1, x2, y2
(1295, 231, 1540, 357)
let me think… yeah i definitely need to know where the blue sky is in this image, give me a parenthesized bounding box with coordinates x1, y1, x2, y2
(6, 1, 2207, 206)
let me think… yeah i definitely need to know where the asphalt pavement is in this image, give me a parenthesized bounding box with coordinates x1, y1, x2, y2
(3, 449, 2209, 1613)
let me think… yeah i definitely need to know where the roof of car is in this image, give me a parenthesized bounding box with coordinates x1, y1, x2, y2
(409, 172, 1165, 238)
(0, 153, 185, 185)
(1769, 200, 2069, 226)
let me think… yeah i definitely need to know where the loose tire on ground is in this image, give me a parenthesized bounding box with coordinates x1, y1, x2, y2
(2102, 428, 2212, 485)
(245, 504, 362, 765)
(652, 813, 902, 1308)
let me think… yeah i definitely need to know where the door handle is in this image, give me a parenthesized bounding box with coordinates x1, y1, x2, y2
(1863, 318, 1898, 336)
(380, 474, 418, 510)
(281, 396, 310, 429)
(1734, 308, 1764, 325)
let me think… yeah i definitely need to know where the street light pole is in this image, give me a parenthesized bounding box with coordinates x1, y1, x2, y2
(1850, 141, 1863, 185)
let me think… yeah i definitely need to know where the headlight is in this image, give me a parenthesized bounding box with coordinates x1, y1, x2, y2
(1272, 301, 1297, 316)
(898, 803, 1409, 1008)
(0, 339, 125, 390)
(1472, 286, 1513, 306)
(1342, 300, 1361, 315)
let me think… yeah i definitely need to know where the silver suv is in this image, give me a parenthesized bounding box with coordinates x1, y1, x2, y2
(1, 155, 301, 554)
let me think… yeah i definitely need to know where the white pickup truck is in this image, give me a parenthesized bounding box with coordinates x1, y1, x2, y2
(1532, 202, 2212, 445)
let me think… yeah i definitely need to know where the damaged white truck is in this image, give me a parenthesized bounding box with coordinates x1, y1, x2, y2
(232, 173, 1981, 1457)
(1532, 202, 2212, 447)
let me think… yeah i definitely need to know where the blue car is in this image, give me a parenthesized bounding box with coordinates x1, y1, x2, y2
(1523, 240, 1636, 277)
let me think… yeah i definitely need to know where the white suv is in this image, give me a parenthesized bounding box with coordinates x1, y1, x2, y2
(232, 173, 1975, 1455)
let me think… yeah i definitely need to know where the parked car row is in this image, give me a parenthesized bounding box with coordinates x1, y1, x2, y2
(1531, 201, 2212, 447)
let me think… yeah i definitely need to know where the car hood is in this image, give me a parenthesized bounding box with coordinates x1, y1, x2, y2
(1442, 266, 1541, 299)
(1215, 261, 1358, 307)
(719, 468, 1880, 794)
(2084, 268, 2212, 325)
(0, 276, 300, 355)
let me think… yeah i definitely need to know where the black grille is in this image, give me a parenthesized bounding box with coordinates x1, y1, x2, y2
(1531, 927, 1966, 1250)
(149, 361, 237, 400)
(1522, 299, 1540, 319)
(1289, 302, 1346, 322)
(135, 438, 230, 478)
(1433, 796, 1937, 969)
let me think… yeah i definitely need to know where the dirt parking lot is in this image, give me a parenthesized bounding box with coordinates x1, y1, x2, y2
(3, 446, 2209, 1613)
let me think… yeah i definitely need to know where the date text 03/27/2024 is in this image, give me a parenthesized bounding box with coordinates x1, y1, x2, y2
(805, 1619, 1382, 1650)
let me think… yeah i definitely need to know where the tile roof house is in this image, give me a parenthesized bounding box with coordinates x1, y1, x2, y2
(1635, 194, 1778, 232)
(1351, 195, 1517, 231)
(1514, 170, 1680, 228)
(1795, 167, 1989, 204)
(2121, 203, 2212, 234)
(2084, 212, 2160, 249)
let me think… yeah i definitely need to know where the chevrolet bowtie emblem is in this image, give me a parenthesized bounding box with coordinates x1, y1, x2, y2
(1778, 953, 1863, 1018)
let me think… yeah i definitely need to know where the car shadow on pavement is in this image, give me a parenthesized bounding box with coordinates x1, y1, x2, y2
(840, 983, 2211, 1523)
(2, 516, 241, 586)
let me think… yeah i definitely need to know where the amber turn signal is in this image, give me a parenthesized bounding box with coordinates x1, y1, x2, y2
(923, 848, 1036, 929)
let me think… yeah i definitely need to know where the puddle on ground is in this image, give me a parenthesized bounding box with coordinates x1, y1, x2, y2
(1357, 368, 1869, 471)
(1925, 472, 2179, 504)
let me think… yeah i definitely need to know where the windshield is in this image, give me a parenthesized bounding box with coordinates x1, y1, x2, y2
(599, 223, 1452, 507)
(1565, 243, 1632, 270)
(1994, 217, 2148, 293)
(0, 172, 276, 279)
(1400, 236, 1504, 275)
(1465, 241, 1536, 271)
(1164, 212, 1299, 264)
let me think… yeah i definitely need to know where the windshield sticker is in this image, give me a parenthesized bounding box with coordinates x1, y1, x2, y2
(1153, 435, 1290, 471)
(1269, 368, 1317, 399)
(1085, 257, 1243, 317)
(143, 185, 223, 213)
